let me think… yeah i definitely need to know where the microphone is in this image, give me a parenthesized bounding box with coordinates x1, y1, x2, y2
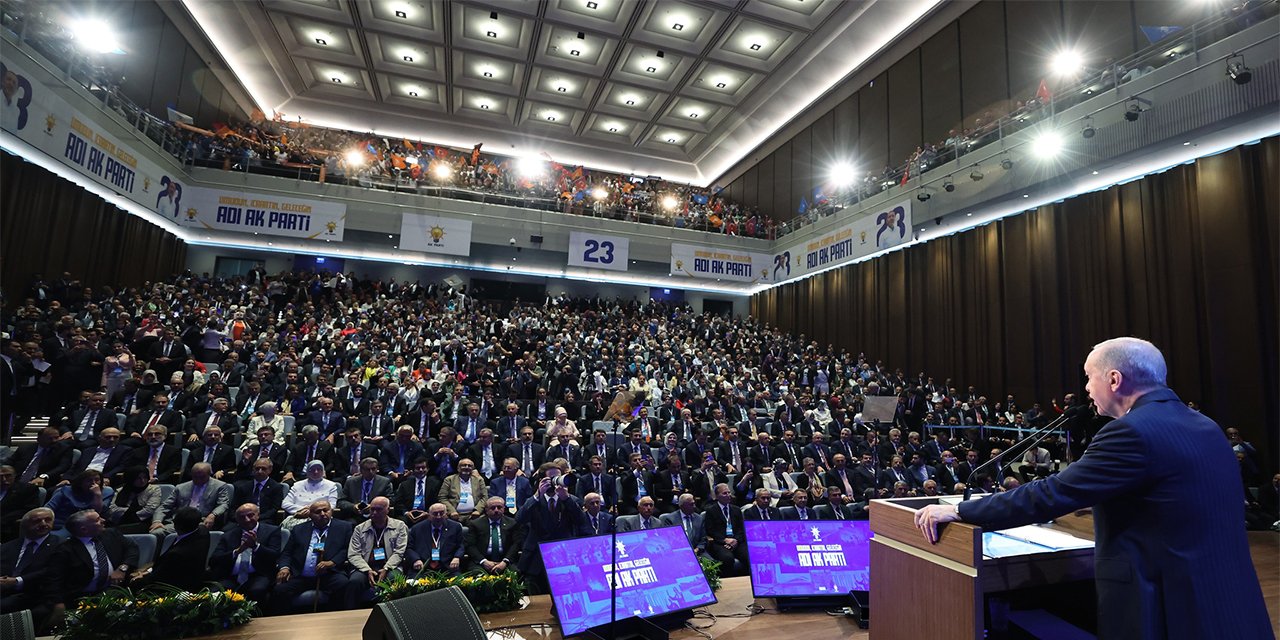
(963, 413, 1068, 501)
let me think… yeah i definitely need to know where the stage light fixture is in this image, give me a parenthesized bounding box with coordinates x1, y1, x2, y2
(1000, 157, 1014, 170)
(1081, 117, 1096, 139)
(828, 162, 857, 189)
(1032, 131, 1064, 159)
(969, 169, 984, 182)
(916, 189, 931, 202)
(1050, 48, 1084, 77)
(1227, 54, 1252, 85)
(943, 178, 955, 192)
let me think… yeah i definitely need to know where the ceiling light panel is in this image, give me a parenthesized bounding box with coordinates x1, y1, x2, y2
(304, 61, 371, 95)
(453, 52, 525, 96)
(530, 69, 597, 107)
(454, 5, 531, 56)
(364, 1, 444, 40)
(380, 77, 446, 111)
(546, 0, 631, 36)
(537, 26, 617, 71)
(635, 1, 726, 53)
(684, 62, 760, 104)
(663, 98, 722, 131)
(280, 16, 359, 58)
(598, 83, 666, 118)
(614, 44, 689, 84)
(370, 35, 445, 80)
(454, 90, 514, 119)
(712, 18, 795, 67)
(522, 102, 582, 129)
(743, 0, 838, 30)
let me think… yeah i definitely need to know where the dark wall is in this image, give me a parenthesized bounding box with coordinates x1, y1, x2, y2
(1, 153, 187, 297)
(750, 138, 1280, 468)
(725, 0, 1212, 221)
(117, 1, 245, 125)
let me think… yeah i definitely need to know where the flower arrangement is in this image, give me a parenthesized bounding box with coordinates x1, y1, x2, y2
(699, 555, 723, 592)
(375, 570, 526, 612)
(61, 585, 258, 640)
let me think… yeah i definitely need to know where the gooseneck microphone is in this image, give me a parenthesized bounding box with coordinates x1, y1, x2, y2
(963, 413, 1069, 501)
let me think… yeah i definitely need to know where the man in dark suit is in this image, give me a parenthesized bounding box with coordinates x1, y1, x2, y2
(405, 503, 466, 575)
(210, 503, 283, 604)
(748, 432, 775, 469)
(619, 452, 656, 516)
(65, 428, 131, 484)
(49, 509, 140, 606)
(337, 458, 393, 521)
(515, 474, 582, 594)
(133, 507, 210, 592)
(183, 425, 237, 481)
(61, 392, 116, 449)
(465, 429, 505, 481)
(240, 426, 289, 481)
(583, 430, 615, 470)
(877, 455, 915, 493)
(688, 458, 727, 508)
(13, 427, 73, 489)
(743, 488, 783, 521)
(716, 427, 748, 474)
(934, 449, 963, 493)
(465, 497, 524, 573)
(303, 397, 344, 440)
(653, 454, 690, 514)
(148, 330, 187, 383)
(453, 403, 492, 445)
(0, 467, 42, 542)
(232, 381, 270, 423)
(358, 400, 397, 445)
(802, 433, 834, 472)
(660, 494, 707, 556)
(618, 431, 651, 469)
(186, 398, 242, 442)
(126, 394, 182, 437)
(544, 434, 582, 471)
(286, 425, 334, 483)
(379, 426, 427, 482)
(489, 459, 533, 516)
(915, 338, 1273, 639)
(576, 492, 615, 537)
(399, 398, 444, 442)
(394, 459, 441, 526)
(231, 459, 286, 525)
(683, 431, 716, 470)
(510, 427, 545, 477)
(271, 499, 355, 614)
(703, 483, 748, 576)
(495, 403, 526, 445)
(128, 425, 182, 484)
(0, 507, 58, 620)
(331, 426, 378, 480)
(780, 490, 818, 521)
(814, 486, 863, 520)
(574, 455, 618, 510)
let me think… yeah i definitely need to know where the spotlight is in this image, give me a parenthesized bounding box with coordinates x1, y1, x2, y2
(943, 178, 955, 193)
(592, 187, 608, 200)
(1000, 157, 1014, 170)
(1031, 130, 1064, 158)
(344, 149, 365, 167)
(432, 163, 452, 180)
(661, 195, 679, 210)
(969, 169, 984, 182)
(1081, 117, 1096, 139)
(517, 156, 546, 178)
(916, 189, 931, 202)
(1227, 55, 1252, 85)
(828, 162, 856, 189)
(1124, 104, 1141, 122)
(1050, 49, 1084, 77)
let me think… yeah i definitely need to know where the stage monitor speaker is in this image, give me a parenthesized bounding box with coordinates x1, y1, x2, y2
(362, 586, 486, 640)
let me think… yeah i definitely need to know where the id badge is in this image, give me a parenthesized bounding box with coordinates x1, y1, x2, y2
(312, 542, 324, 553)
(413, 495, 424, 509)
(372, 547, 387, 561)
(431, 549, 441, 562)
(725, 522, 734, 537)
(505, 495, 516, 509)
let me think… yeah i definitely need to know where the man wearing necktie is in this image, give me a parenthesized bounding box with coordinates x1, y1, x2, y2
(271, 500, 354, 615)
(705, 484, 749, 576)
(782, 491, 813, 520)
(0, 507, 57, 619)
(50, 510, 137, 607)
(395, 460, 438, 527)
(466, 497, 522, 574)
(502, 404, 524, 444)
(210, 503, 282, 603)
(407, 503, 463, 575)
(659, 494, 706, 554)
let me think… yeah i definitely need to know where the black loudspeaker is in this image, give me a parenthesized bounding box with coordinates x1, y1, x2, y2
(362, 586, 486, 640)
(530, 234, 544, 244)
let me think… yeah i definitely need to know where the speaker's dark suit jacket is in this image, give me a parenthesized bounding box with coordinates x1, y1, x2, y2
(957, 388, 1273, 640)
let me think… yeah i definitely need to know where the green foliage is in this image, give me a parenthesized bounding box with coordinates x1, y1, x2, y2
(375, 570, 527, 613)
(699, 555, 723, 592)
(60, 585, 258, 640)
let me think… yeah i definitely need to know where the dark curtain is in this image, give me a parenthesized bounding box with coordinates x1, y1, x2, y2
(752, 137, 1279, 468)
(1, 152, 187, 300)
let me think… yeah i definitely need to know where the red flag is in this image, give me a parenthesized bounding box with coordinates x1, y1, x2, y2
(471, 143, 483, 166)
(900, 161, 910, 186)
(1036, 79, 1052, 104)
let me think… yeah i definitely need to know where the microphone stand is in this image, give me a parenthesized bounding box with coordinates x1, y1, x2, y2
(999, 425, 1060, 482)
(963, 414, 1068, 501)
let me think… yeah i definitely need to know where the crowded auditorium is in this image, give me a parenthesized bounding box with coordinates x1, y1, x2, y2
(0, 0, 1276, 639)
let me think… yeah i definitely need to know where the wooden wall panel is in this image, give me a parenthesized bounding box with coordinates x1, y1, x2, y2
(920, 23, 962, 147)
(751, 138, 1279, 468)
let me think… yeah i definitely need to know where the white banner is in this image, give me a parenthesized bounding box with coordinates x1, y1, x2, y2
(670, 243, 773, 284)
(2, 56, 170, 212)
(771, 200, 912, 281)
(567, 231, 629, 271)
(167, 185, 346, 240)
(400, 214, 473, 256)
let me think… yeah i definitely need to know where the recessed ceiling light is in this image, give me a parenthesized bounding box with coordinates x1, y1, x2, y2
(688, 112, 698, 118)
(1091, 170, 1099, 175)
(394, 10, 407, 18)
(586, 2, 597, 9)
(749, 42, 762, 51)
(483, 71, 494, 78)
(667, 137, 677, 143)
(480, 103, 490, 109)
(570, 49, 581, 56)
(403, 55, 414, 62)
(331, 77, 342, 84)
(546, 115, 557, 121)
(486, 30, 497, 38)
(646, 66, 657, 73)
(715, 82, 726, 89)
(625, 99, 635, 106)
(556, 86, 567, 92)
(315, 38, 328, 45)
(673, 23, 684, 31)
(408, 91, 418, 97)
(608, 127, 618, 132)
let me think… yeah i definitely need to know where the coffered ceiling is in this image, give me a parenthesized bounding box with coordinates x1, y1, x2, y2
(176, 0, 943, 184)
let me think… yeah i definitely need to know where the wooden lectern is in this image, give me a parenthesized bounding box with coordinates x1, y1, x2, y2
(868, 497, 1096, 640)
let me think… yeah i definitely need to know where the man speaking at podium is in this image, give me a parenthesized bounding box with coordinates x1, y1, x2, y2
(914, 337, 1272, 639)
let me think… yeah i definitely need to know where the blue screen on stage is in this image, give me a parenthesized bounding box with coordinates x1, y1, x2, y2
(540, 525, 716, 636)
(744, 520, 872, 597)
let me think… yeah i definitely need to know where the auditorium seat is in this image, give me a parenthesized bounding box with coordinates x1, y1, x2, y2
(126, 533, 158, 567)
(116, 413, 127, 430)
(0, 609, 34, 640)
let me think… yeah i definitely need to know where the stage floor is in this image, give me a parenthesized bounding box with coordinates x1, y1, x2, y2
(158, 532, 1279, 639)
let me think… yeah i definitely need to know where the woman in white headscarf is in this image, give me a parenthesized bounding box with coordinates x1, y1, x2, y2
(811, 400, 834, 429)
(244, 401, 287, 449)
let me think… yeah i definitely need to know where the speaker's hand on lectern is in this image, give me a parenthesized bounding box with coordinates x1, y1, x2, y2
(914, 504, 960, 544)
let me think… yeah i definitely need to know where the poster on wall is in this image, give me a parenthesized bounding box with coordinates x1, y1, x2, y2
(399, 213, 473, 256)
(164, 184, 346, 240)
(771, 199, 913, 282)
(670, 242, 772, 284)
(567, 231, 630, 271)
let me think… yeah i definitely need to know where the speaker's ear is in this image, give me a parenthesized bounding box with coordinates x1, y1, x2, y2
(363, 586, 485, 640)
